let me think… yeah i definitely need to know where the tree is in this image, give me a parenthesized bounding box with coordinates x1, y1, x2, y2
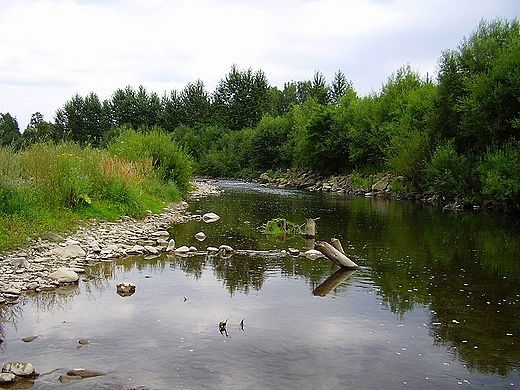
(108, 85, 161, 129)
(20, 112, 55, 147)
(179, 80, 211, 127)
(433, 18, 520, 153)
(54, 92, 106, 145)
(309, 70, 329, 106)
(331, 70, 352, 105)
(0, 113, 21, 148)
(212, 65, 271, 131)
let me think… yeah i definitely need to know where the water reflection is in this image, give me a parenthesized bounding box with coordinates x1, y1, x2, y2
(1, 180, 519, 388)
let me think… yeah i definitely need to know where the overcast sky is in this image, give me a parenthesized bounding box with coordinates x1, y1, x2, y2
(1, 0, 518, 130)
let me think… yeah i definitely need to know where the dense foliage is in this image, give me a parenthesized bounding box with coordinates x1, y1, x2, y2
(2, 18, 520, 211)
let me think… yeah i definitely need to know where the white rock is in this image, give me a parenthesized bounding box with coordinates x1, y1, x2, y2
(0, 372, 16, 383)
(219, 244, 234, 253)
(304, 249, 325, 260)
(195, 232, 207, 241)
(144, 246, 159, 255)
(48, 268, 79, 283)
(51, 245, 86, 259)
(2, 362, 35, 377)
(202, 212, 220, 223)
(174, 246, 190, 253)
(166, 239, 176, 252)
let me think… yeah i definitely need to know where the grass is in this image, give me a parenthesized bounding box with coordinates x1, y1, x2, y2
(0, 129, 194, 251)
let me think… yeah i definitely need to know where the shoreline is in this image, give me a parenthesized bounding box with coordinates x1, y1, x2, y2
(0, 181, 220, 305)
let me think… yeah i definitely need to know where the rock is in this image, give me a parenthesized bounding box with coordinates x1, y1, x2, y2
(41, 232, 64, 242)
(51, 245, 86, 259)
(166, 239, 176, 252)
(60, 368, 106, 382)
(2, 362, 37, 377)
(48, 268, 79, 283)
(202, 212, 220, 223)
(144, 246, 159, 255)
(189, 246, 198, 252)
(207, 246, 219, 254)
(22, 335, 38, 342)
(304, 249, 324, 260)
(116, 282, 136, 297)
(288, 248, 300, 256)
(151, 230, 170, 238)
(0, 372, 16, 383)
(10, 257, 30, 269)
(174, 246, 190, 254)
(372, 176, 391, 192)
(78, 338, 89, 345)
(127, 245, 145, 254)
(195, 232, 207, 241)
(219, 244, 233, 253)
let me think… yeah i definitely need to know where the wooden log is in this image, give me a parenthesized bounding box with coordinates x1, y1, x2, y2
(330, 238, 346, 254)
(314, 241, 359, 268)
(313, 268, 357, 296)
(305, 218, 316, 239)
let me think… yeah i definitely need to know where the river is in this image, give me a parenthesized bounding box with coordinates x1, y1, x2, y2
(1, 179, 519, 389)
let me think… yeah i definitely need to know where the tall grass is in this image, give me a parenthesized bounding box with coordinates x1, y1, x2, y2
(0, 130, 194, 251)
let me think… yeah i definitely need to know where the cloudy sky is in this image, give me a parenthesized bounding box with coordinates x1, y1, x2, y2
(1, 0, 518, 130)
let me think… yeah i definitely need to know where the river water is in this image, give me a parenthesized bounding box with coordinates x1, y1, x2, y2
(1, 180, 519, 389)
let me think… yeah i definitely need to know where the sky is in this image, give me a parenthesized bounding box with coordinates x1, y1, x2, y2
(0, 0, 518, 131)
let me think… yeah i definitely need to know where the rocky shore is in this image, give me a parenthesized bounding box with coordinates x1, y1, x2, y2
(258, 168, 478, 211)
(0, 181, 221, 305)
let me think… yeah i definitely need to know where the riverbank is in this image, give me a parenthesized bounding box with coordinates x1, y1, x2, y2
(0, 181, 221, 304)
(258, 168, 482, 211)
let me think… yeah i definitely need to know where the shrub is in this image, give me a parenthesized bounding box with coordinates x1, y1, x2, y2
(425, 141, 475, 200)
(478, 141, 520, 209)
(107, 127, 193, 192)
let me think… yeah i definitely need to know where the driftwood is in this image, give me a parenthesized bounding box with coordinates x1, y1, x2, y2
(314, 241, 359, 268)
(330, 238, 346, 254)
(313, 267, 357, 296)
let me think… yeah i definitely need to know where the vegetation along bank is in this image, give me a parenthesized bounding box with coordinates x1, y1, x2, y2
(1, 18, 519, 251)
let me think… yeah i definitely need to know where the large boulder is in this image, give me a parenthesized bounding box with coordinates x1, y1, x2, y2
(51, 245, 86, 259)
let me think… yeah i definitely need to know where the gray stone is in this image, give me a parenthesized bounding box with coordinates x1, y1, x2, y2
(48, 268, 79, 283)
(195, 232, 207, 241)
(0, 372, 16, 383)
(52, 245, 86, 259)
(372, 176, 391, 192)
(202, 212, 220, 223)
(166, 239, 176, 252)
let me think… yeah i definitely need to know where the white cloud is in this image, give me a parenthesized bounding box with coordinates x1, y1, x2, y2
(0, 0, 518, 129)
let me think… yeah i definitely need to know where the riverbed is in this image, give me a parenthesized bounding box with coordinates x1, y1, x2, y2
(1, 179, 519, 389)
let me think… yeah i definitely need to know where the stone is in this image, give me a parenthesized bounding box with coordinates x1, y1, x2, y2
(304, 249, 324, 260)
(10, 257, 30, 269)
(202, 212, 220, 223)
(116, 282, 136, 297)
(48, 268, 79, 283)
(0, 372, 16, 383)
(22, 335, 38, 342)
(174, 246, 190, 254)
(288, 248, 300, 256)
(144, 246, 159, 255)
(219, 244, 233, 253)
(2, 362, 36, 377)
(51, 245, 86, 259)
(166, 239, 176, 252)
(128, 245, 145, 254)
(195, 232, 207, 241)
(372, 176, 391, 192)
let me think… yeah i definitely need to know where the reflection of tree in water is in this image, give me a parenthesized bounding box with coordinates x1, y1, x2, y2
(26, 284, 80, 321)
(427, 255, 520, 376)
(0, 303, 23, 341)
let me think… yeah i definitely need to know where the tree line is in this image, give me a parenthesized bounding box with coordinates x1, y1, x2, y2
(1, 18, 519, 210)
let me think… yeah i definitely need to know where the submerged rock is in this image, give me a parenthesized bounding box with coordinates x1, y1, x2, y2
(2, 362, 37, 377)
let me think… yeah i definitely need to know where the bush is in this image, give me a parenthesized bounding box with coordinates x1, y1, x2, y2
(107, 127, 194, 192)
(478, 141, 520, 209)
(386, 129, 430, 182)
(425, 141, 475, 200)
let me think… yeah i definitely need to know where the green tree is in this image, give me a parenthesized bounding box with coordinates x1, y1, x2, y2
(0, 113, 21, 148)
(212, 65, 270, 131)
(331, 70, 352, 105)
(54, 92, 106, 145)
(433, 18, 520, 153)
(20, 112, 55, 147)
(310, 70, 329, 106)
(250, 115, 292, 169)
(108, 85, 161, 129)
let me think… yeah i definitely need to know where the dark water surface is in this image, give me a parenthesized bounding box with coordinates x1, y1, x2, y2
(1, 180, 520, 389)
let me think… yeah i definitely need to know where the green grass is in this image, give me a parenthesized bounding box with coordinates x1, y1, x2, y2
(0, 131, 193, 251)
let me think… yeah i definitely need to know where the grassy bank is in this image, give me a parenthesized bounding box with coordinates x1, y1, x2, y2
(0, 128, 193, 251)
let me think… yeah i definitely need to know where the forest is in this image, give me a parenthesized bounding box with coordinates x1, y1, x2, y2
(1, 18, 520, 239)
